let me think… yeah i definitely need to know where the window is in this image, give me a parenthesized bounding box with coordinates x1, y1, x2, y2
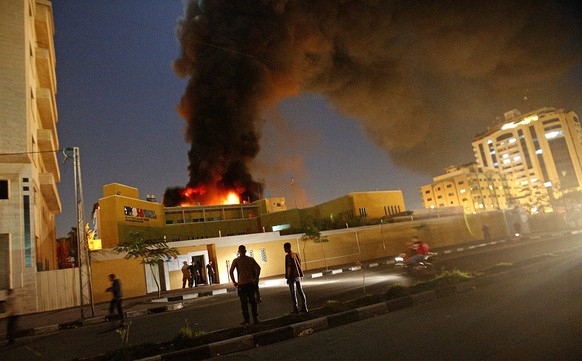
(0, 180, 8, 199)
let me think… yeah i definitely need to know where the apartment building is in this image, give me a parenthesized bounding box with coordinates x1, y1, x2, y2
(421, 163, 514, 214)
(472, 108, 582, 212)
(0, 0, 61, 312)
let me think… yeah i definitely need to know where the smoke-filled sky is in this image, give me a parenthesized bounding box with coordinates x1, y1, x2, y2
(52, 0, 582, 236)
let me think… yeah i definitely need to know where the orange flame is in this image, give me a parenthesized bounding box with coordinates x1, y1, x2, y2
(179, 185, 242, 206)
(223, 191, 240, 205)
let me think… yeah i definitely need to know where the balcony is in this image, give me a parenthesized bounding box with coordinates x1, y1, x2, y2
(39, 172, 62, 213)
(35, 47, 56, 93)
(36, 87, 57, 134)
(34, 1, 55, 54)
(37, 129, 60, 181)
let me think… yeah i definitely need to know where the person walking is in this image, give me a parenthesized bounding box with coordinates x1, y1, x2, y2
(2, 289, 19, 344)
(482, 224, 491, 242)
(206, 260, 216, 285)
(106, 274, 124, 322)
(229, 245, 261, 326)
(284, 242, 308, 313)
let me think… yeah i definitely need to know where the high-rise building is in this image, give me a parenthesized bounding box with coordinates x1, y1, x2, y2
(472, 107, 582, 213)
(420, 163, 514, 214)
(0, 0, 60, 312)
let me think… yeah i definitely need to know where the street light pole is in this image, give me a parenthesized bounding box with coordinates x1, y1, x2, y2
(64, 147, 95, 319)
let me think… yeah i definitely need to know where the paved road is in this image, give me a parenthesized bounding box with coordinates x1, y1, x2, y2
(1, 232, 581, 360)
(212, 246, 582, 360)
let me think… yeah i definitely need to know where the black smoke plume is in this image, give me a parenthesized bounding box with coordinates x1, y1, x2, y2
(167, 0, 581, 206)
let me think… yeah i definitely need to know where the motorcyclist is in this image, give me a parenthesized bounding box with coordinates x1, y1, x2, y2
(405, 236, 430, 268)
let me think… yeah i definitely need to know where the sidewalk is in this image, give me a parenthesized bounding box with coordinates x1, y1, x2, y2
(4, 262, 378, 341)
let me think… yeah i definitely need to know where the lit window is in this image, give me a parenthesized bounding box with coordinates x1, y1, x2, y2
(502, 154, 509, 158)
(460, 189, 466, 194)
(513, 156, 521, 161)
(520, 180, 529, 185)
(544, 181, 552, 187)
(545, 130, 563, 139)
(509, 138, 517, 143)
(503, 159, 511, 164)
(530, 178, 538, 183)
(487, 140, 493, 144)
(535, 149, 543, 155)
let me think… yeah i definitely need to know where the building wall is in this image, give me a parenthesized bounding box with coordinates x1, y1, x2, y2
(91, 252, 147, 303)
(88, 210, 517, 301)
(97, 190, 165, 249)
(0, 0, 61, 314)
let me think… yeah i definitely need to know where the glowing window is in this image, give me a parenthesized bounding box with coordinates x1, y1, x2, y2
(545, 130, 563, 139)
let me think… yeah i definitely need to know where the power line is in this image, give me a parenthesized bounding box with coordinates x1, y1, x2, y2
(0, 149, 63, 157)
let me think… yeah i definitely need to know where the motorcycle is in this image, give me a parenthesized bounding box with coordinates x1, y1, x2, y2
(394, 252, 437, 277)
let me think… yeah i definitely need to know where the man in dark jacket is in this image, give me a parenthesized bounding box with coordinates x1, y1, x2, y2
(284, 242, 308, 313)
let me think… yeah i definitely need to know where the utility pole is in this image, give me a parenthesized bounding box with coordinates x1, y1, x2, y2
(291, 177, 297, 208)
(64, 147, 94, 319)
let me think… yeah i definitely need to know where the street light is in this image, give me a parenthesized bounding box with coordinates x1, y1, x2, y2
(63, 147, 94, 319)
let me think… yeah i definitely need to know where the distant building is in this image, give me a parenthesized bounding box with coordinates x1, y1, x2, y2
(420, 163, 514, 213)
(472, 107, 582, 213)
(0, 0, 61, 312)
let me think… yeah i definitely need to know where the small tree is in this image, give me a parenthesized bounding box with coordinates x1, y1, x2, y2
(113, 232, 179, 298)
(56, 238, 74, 269)
(300, 227, 329, 271)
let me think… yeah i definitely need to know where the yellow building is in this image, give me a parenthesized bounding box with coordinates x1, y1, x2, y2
(0, 0, 61, 313)
(88, 185, 408, 302)
(472, 107, 582, 213)
(94, 184, 166, 249)
(421, 163, 514, 213)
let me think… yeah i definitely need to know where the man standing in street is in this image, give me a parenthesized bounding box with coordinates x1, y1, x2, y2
(229, 245, 261, 326)
(106, 274, 124, 323)
(284, 242, 308, 313)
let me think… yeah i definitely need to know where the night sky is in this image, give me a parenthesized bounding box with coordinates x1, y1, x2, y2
(52, 1, 582, 237)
